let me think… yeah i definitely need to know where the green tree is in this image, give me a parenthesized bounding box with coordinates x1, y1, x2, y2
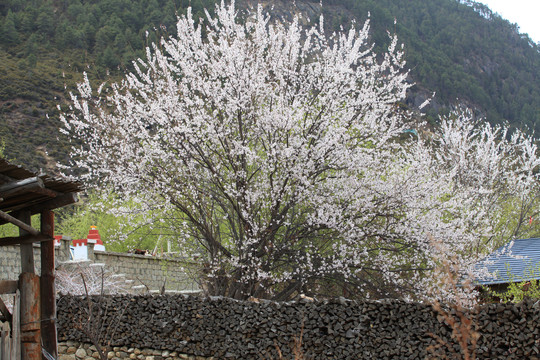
(36, 4, 55, 36)
(487, 264, 540, 303)
(1, 10, 19, 44)
(56, 191, 173, 253)
(99, 46, 120, 69)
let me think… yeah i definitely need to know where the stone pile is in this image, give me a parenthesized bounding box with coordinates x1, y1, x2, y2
(57, 341, 213, 360)
(57, 295, 540, 359)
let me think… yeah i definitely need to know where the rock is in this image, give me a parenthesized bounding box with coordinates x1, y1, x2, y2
(75, 348, 87, 358)
(108, 351, 116, 359)
(59, 355, 76, 360)
(67, 347, 78, 354)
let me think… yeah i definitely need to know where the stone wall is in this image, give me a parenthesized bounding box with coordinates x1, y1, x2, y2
(93, 251, 198, 292)
(0, 244, 24, 280)
(57, 341, 213, 360)
(0, 242, 199, 293)
(0, 243, 70, 280)
(57, 295, 540, 360)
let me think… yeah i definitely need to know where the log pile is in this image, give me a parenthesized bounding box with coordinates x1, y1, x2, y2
(56, 295, 540, 359)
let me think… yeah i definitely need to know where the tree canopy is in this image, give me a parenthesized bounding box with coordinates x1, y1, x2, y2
(61, 2, 540, 301)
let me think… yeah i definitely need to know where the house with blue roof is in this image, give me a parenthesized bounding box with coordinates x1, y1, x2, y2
(474, 237, 540, 290)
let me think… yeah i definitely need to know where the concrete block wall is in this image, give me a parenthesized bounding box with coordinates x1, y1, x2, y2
(0, 243, 199, 293)
(0, 244, 23, 280)
(0, 243, 69, 280)
(93, 251, 199, 292)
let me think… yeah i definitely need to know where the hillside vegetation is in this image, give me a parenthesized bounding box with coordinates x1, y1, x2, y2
(0, 0, 539, 171)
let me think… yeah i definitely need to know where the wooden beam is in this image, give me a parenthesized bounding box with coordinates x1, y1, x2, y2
(0, 280, 18, 294)
(26, 192, 78, 214)
(0, 297, 12, 325)
(30, 186, 59, 198)
(0, 209, 40, 236)
(41, 209, 58, 360)
(0, 192, 78, 226)
(0, 177, 43, 199)
(0, 173, 15, 183)
(0, 234, 52, 246)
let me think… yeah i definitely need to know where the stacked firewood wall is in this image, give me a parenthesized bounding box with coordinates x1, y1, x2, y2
(57, 295, 540, 360)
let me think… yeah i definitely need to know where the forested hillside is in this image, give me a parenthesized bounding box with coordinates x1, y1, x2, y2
(0, 0, 539, 172)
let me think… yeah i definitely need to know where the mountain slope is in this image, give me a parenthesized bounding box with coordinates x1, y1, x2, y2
(0, 0, 539, 171)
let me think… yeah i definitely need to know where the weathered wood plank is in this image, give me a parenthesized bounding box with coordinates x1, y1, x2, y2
(1, 321, 11, 360)
(11, 290, 20, 360)
(0, 234, 52, 247)
(0, 296, 12, 325)
(0, 177, 43, 199)
(19, 273, 41, 359)
(0, 280, 18, 295)
(40, 210, 57, 360)
(26, 193, 78, 214)
(0, 210, 40, 236)
(0, 193, 78, 226)
(18, 211, 35, 274)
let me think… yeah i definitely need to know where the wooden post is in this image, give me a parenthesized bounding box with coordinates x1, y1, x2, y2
(18, 211, 34, 274)
(1, 321, 10, 360)
(19, 273, 41, 360)
(11, 290, 20, 360)
(18, 210, 41, 359)
(40, 210, 57, 360)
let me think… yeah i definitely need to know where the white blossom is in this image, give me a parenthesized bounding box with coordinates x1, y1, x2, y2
(61, 2, 540, 301)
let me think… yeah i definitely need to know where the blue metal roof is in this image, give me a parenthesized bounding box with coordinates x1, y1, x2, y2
(474, 238, 540, 285)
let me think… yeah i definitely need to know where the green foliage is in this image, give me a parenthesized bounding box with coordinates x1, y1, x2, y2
(486, 264, 540, 303)
(0, 214, 41, 238)
(56, 191, 181, 254)
(1, 10, 19, 44)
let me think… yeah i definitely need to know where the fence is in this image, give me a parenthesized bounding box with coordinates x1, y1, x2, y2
(0, 291, 20, 360)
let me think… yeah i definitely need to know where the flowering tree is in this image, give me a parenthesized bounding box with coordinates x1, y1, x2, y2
(61, 1, 540, 301)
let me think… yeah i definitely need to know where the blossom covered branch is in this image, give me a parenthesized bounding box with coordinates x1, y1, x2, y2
(61, 1, 540, 301)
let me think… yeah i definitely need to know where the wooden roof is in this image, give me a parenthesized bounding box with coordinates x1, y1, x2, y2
(0, 158, 82, 226)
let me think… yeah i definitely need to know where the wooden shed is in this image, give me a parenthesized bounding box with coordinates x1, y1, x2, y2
(0, 158, 81, 359)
